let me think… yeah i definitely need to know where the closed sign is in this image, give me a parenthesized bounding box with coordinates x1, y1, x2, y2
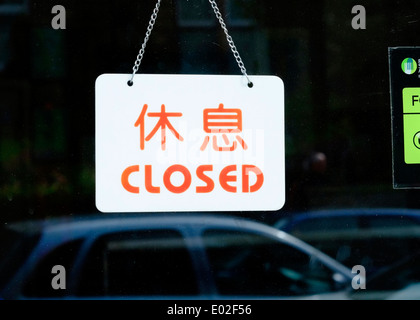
(95, 74, 285, 212)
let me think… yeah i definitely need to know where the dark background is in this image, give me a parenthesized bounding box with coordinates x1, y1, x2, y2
(1, 0, 420, 223)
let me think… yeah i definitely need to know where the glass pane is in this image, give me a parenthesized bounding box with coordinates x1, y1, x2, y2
(0, 228, 39, 289)
(179, 31, 222, 74)
(291, 217, 359, 233)
(177, 0, 215, 27)
(0, 0, 28, 15)
(226, 0, 257, 25)
(367, 216, 420, 229)
(0, 25, 10, 71)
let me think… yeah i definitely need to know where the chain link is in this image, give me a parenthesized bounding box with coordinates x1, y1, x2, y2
(129, 0, 252, 87)
(129, 0, 162, 85)
(208, 0, 252, 86)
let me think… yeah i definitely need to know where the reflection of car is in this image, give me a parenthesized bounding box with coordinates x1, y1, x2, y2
(348, 251, 420, 300)
(274, 208, 420, 275)
(0, 214, 352, 300)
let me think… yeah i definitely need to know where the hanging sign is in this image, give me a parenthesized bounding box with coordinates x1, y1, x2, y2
(95, 74, 285, 212)
(389, 47, 420, 188)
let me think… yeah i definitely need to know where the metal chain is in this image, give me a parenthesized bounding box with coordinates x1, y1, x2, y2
(129, 0, 162, 85)
(208, 0, 252, 86)
(129, 0, 252, 87)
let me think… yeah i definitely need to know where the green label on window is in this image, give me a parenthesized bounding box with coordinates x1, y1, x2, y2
(403, 88, 420, 114)
(403, 87, 420, 164)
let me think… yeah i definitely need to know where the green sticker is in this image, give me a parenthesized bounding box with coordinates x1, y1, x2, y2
(404, 114, 420, 164)
(403, 87, 420, 164)
(403, 88, 420, 113)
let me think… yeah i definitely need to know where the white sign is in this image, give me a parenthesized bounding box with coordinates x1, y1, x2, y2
(95, 74, 285, 212)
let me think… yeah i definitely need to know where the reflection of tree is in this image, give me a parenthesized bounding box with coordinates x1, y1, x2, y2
(35, 167, 71, 197)
(33, 165, 72, 218)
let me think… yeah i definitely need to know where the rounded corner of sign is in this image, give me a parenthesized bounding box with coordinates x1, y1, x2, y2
(271, 197, 286, 211)
(95, 200, 108, 213)
(95, 74, 109, 87)
(271, 75, 284, 86)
